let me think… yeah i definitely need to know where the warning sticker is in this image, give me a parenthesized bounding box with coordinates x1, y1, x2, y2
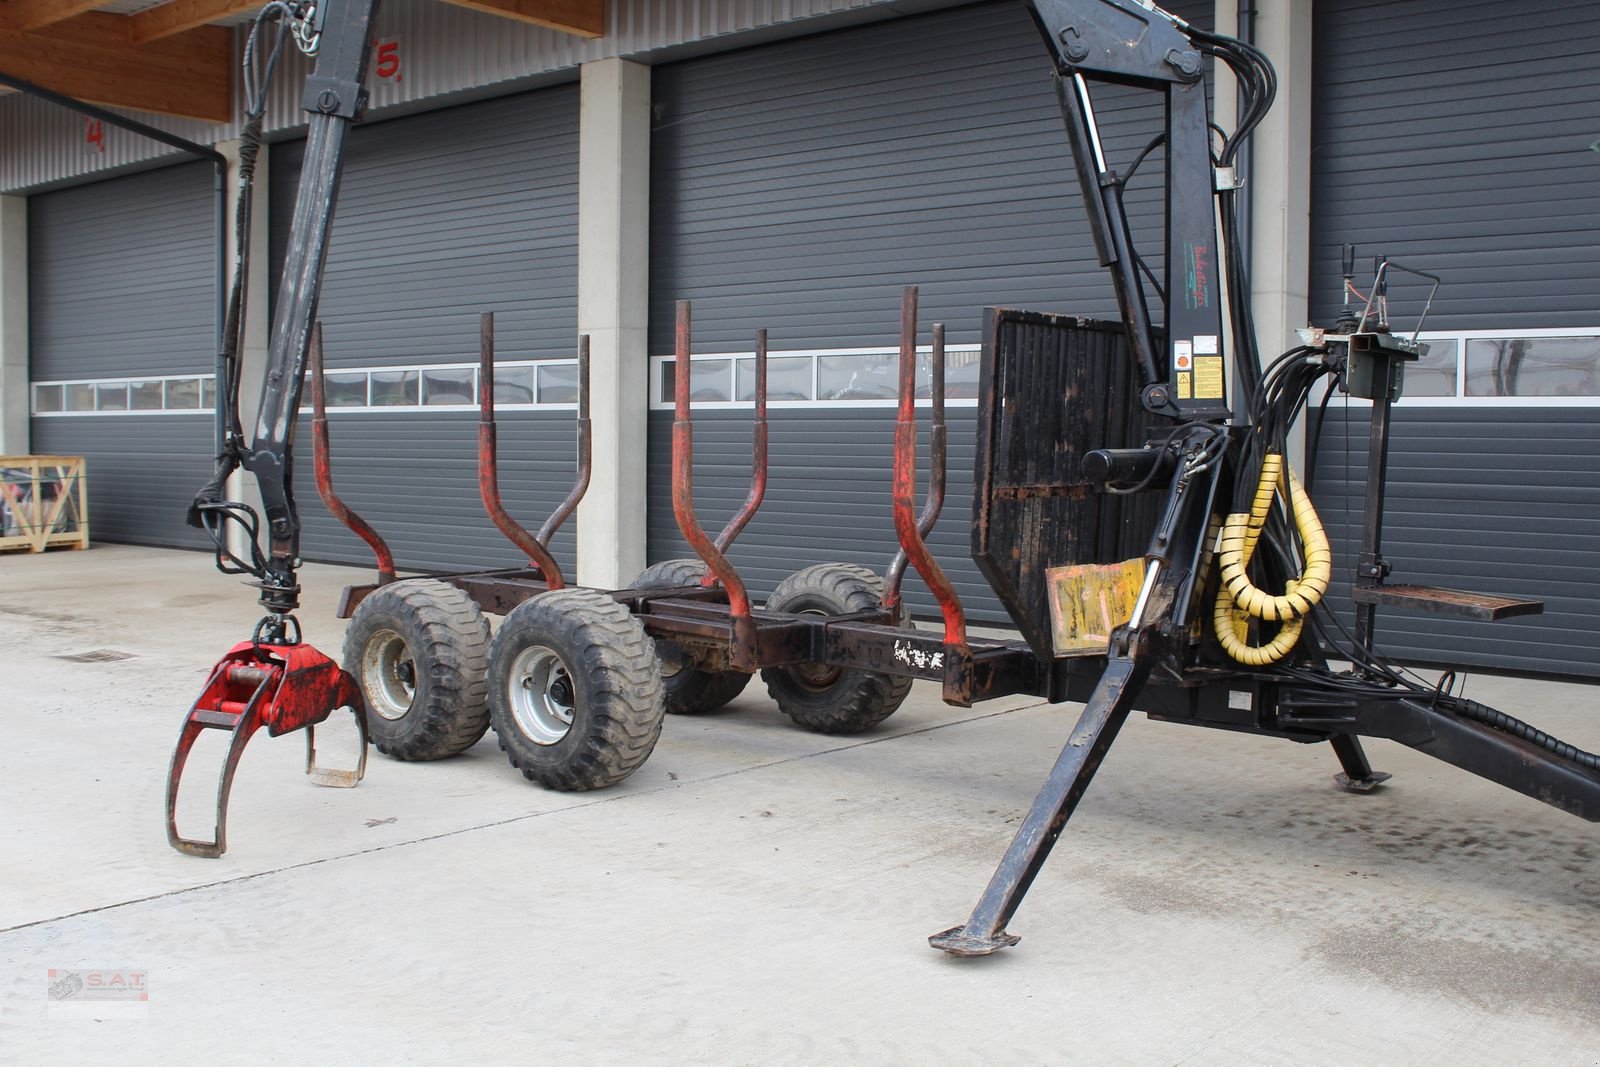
(1194, 334, 1219, 356)
(1194, 356, 1225, 400)
(1173, 340, 1193, 370)
(1176, 372, 1193, 400)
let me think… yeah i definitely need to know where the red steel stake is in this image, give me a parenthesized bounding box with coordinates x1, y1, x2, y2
(310, 322, 396, 583)
(890, 287, 973, 705)
(702, 328, 769, 583)
(672, 301, 758, 669)
(478, 311, 566, 589)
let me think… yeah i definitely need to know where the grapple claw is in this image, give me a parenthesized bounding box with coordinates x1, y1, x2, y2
(305, 704, 368, 788)
(166, 640, 368, 857)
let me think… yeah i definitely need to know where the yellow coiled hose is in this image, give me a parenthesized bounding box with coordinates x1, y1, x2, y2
(1212, 452, 1331, 666)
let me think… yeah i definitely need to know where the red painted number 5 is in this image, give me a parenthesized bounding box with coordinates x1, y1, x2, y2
(373, 37, 401, 82)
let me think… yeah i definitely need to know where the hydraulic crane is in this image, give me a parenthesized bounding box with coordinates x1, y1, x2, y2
(167, 1, 382, 856)
(163, 1, 1599, 967)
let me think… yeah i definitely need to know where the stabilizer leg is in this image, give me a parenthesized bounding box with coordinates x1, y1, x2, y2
(930, 643, 1154, 956)
(1330, 733, 1392, 793)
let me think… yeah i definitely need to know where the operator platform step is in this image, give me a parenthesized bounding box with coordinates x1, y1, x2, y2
(1351, 583, 1544, 621)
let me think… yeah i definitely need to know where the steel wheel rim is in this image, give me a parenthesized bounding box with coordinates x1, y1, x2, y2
(789, 608, 843, 690)
(361, 628, 416, 721)
(657, 641, 687, 680)
(508, 644, 575, 745)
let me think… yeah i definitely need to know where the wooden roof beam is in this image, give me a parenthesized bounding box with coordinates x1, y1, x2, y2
(441, 0, 604, 38)
(0, 14, 231, 122)
(127, 0, 262, 46)
(129, 0, 607, 43)
(0, 0, 106, 34)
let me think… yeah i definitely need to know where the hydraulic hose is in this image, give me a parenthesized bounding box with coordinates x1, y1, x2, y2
(1214, 452, 1331, 665)
(1453, 698, 1600, 773)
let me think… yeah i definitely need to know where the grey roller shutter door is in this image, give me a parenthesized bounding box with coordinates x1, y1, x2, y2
(270, 86, 581, 574)
(1309, 0, 1600, 678)
(1311, 407, 1600, 680)
(1310, 0, 1600, 330)
(646, 0, 1211, 620)
(27, 162, 216, 548)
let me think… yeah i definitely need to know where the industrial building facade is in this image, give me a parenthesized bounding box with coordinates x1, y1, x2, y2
(1, 0, 1595, 679)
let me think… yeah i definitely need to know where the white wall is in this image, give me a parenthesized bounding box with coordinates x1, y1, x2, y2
(0, 195, 26, 456)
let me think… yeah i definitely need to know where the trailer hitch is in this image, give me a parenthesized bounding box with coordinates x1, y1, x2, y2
(165, 630, 367, 858)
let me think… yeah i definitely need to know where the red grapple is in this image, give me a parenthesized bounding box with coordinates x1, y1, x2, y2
(166, 640, 368, 858)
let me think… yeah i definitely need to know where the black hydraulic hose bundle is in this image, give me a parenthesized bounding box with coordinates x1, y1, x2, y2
(1454, 698, 1600, 772)
(187, 6, 299, 579)
(1119, 133, 1169, 304)
(1281, 336, 1600, 771)
(1185, 22, 1276, 413)
(1110, 17, 1278, 413)
(1101, 15, 1325, 665)
(1178, 24, 1359, 668)
(1278, 648, 1600, 773)
(1232, 346, 1323, 510)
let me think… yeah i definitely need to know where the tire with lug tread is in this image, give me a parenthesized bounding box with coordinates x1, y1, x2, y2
(633, 558, 752, 715)
(342, 578, 492, 761)
(487, 587, 665, 791)
(760, 563, 913, 735)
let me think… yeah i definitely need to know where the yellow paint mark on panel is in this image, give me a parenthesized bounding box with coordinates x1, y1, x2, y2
(1045, 558, 1147, 656)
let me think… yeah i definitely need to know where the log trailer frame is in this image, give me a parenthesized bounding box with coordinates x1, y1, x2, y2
(164, 0, 1600, 959)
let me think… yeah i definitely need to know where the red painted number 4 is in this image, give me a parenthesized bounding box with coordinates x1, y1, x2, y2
(373, 37, 401, 83)
(84, 118, 105, 153)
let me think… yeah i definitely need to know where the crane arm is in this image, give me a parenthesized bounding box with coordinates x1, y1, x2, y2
(1027, 0, 1231, 420)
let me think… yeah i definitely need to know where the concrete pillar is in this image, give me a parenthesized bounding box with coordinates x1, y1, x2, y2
(0, 195, 27, 457)
(216, 139, 273, 561)
(1245, 0, 1314, 356)
(575, 58, 651, 589)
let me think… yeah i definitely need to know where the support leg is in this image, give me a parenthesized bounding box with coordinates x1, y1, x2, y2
(930, 647, 1152, 956)
(1330, 734, 1392, 794)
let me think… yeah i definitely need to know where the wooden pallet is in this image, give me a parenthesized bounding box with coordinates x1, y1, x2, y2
(0, 455, 89, 553)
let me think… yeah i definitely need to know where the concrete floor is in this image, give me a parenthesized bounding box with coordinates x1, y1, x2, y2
(2, 542, 1598, 1064)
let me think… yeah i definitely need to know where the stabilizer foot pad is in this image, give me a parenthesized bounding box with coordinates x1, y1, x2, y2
(928, 926, 1021, 957)
(1334, 770, 1393, 794)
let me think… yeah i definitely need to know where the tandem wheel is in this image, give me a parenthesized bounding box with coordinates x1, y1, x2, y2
(633, 558, 753, 715)
(761, 563, 914, 735)
(342, 579, 492, 761)
(487, 587, 666, 790)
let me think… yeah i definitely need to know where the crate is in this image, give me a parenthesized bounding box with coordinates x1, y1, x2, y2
(0, 455, 89, 553)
